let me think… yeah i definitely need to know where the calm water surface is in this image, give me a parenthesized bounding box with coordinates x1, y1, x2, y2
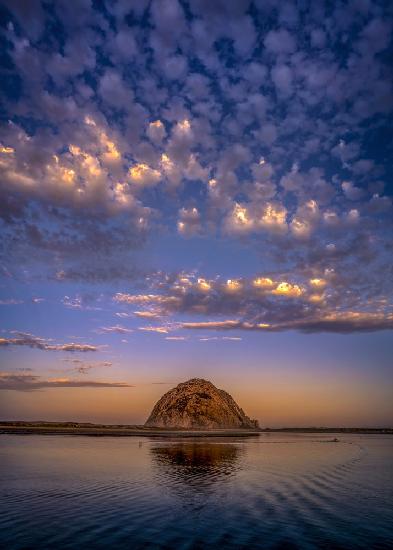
(0, 433, 392, 549)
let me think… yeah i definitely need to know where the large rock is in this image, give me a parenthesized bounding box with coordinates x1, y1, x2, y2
(145, 378, 259, 429)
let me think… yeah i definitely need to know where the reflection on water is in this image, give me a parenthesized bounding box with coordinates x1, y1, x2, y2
(0, 434, 392, 549)
(151, 440, 243, 492)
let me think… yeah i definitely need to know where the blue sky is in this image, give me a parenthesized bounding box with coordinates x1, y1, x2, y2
(0, 0, 392, 425)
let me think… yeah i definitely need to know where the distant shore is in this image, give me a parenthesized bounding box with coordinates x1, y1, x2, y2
(0, 422, 391, 437)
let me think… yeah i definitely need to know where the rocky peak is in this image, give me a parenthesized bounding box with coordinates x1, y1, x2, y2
(145, 378, 259, 430)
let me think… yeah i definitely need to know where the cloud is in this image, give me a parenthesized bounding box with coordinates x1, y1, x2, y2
(99, 70, 134, 109)
(128, 163, 161, 186)
(61, 295, 102, 311)
(55, 343, 98, 352)
(177, 207, 202, 236)
(0, 373, 132, 391)
(0, 333, 98, 352)
(198, 336, 242, 342)
(138, 326, 169, 334)
(147, 120, 166, 143)
(179, 312, 393, 334)
(290, 200, 320, 239)
(342, 181, 366, 201)
(62, 359, 112, 375)
(99, 325, 134, 335)
(224, 201, 288, 235)
(109, 27, 138, 62)
(271, 282, 303, 297)
(264, 29, 296, 54)
(286, 312, 393, 333)
(162, 54, 188, 80)
(114, 293, 180, 306)
(55, 265, 141, 283)
(133, 311, 161, 319)
(182, 320, 242, 330)
(310, 28, 326, 49)
(115, 312, 133, 318)
(271, 64, 293, 96)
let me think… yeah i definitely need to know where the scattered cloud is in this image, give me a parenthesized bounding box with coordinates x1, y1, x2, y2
(199, 336, 242, 342)
(98, 325, 134, 334)
(138, 326, 169, 334)
(62, 295, 102, 311)
(133, 311, 161, 319)
(0, 332, 98, 352)
(62, 359, 112, 374)
(0, 373, 132, 391)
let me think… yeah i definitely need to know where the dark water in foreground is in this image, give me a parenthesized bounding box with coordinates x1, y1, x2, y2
(0, 434, 392, 549)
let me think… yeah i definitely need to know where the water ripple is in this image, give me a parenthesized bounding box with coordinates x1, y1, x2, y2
(0, 435, 392, 549)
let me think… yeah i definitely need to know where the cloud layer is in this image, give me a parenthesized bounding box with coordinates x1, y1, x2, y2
(0, 0, 392, 340)
(113, 271, 392, 333)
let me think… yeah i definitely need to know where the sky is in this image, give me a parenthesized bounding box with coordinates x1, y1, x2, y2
(0, 0, 392, 427)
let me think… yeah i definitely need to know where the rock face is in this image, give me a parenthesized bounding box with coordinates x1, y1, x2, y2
(145, 378, 259, 430)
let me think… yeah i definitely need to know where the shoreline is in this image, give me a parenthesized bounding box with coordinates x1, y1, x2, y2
(0, 426, 261, 437)
(0, 423, 391, 437)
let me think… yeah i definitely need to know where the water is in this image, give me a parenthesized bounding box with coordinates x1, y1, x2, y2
(0, 434, 392, 549)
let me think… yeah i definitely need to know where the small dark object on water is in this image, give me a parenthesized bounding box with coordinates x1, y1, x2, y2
(333, 438, 339, 442)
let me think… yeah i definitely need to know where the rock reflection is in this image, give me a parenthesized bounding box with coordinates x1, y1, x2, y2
(150, 439, 244, 494)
